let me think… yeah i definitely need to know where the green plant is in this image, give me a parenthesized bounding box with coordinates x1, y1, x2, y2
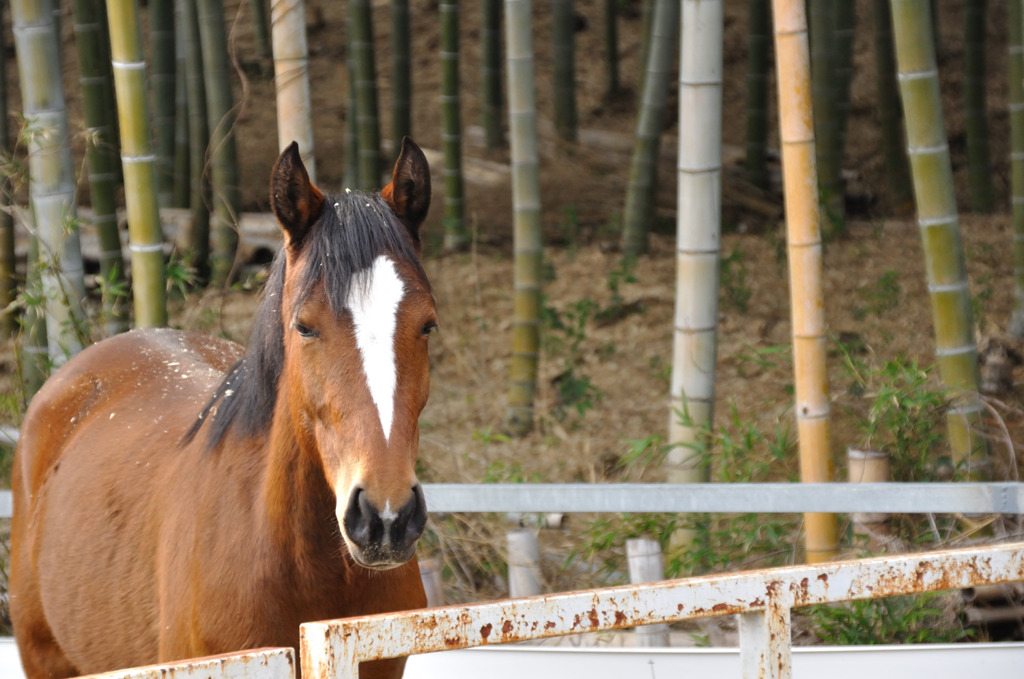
(854, 268, 901, 320)
(720, 247, 752, 313)
(804, 592, 972, 645)
(481, 460, 540, 483)
(472, 426, 512, 445)
(542, 297, 603, 421)
(165, 250, 200, 299)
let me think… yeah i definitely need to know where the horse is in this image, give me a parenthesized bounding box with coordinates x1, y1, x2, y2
(10, 138, 436, 679)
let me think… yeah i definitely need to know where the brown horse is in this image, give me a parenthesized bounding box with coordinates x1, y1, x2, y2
(10, 139, 436, 679)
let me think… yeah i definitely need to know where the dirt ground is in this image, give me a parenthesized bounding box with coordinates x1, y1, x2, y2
(3, 0, 1024, 614)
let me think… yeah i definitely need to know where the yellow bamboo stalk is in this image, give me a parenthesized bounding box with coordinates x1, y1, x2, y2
(271, 0, 316, 183)
(771, 0, 838, 563)
(107, 0, 168, 327)
(668, 0, 723, 485)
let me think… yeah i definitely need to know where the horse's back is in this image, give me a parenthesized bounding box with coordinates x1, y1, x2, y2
(11, 328, 242, 677)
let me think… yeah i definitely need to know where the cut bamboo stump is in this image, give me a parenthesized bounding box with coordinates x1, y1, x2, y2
(626, 537, 670, 646)
(507, 528, 542, 598)
(848, 448, 891, 540)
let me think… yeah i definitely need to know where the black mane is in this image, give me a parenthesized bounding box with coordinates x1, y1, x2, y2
(183, 190, 423, 452)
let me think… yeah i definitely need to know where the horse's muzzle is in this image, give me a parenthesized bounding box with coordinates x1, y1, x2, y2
(342, 484, 427, 568)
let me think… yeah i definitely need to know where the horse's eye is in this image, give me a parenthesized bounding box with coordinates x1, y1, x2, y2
(294, 322, 319, 339)
(421, 321, 438, 337)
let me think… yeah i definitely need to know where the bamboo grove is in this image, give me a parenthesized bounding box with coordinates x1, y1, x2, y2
(0, 1, 1019, 564)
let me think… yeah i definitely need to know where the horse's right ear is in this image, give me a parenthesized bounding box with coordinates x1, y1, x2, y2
(270, 142, 325, 249)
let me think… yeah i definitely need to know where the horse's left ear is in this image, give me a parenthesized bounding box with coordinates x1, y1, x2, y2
(270, 142, 325, 249)
(382, 137, 431, 251)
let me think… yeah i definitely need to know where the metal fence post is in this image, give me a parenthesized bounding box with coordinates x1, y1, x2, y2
(738, 596, 792, 679)
(301, 621, 359, 679)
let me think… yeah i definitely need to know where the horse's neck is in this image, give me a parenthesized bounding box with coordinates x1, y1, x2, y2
(261, 408, 342, 574)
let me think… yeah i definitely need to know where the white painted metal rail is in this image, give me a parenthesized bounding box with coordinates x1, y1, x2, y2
(75, 648, 294, 679)
(2, 482, 1024, 522)
(299, 542, 1024, 679)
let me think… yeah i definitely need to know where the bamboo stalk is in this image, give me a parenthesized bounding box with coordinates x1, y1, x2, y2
(481, 0, 504, 149)
(809, 0, 843, 231)
(603, 0, 620, 100)
(173, 19, 190, 209)
(891, 0, 986, 469)
(963, 0, 993, 213)
(150, 0, 176, 209)
(771, 0, 838, 563)
(621, 0, 678, 257)
(12, 0, 87, 362)
(179, 0, 211, 282)
(350, 0, 382, 190)
(196, 0, 240, 286)
(250, 0, 273, 59)
(21, 237, 48, 399)
(832, 0, 856, 170)
(271, 0, 316, 182)
(391, 0, 411, 158)
(551, 0, 577, 143)
(72, 0, 128, 336)
(1010, 0, 1024, 336)
(503, 0, 542, 435)
(344, 9, 359, 188)
(441, 0, 467, 250)
(668, 0, 722, 487)
(873, 0, 913, 213)
(0, 5, 16, 338)
(744, 0, 771, 190)
(107, 0, 168, 327)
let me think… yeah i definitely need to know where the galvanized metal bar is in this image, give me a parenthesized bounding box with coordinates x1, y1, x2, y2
(75, 647, 294, 679)
(423, 482, 1024, 515)
(0, 483, 1022, 520)
(300, 542, 1024, 679)
(739, 599, 792, 679)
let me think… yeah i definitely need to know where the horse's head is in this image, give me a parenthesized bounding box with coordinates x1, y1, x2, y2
(270, 138, 434, 569)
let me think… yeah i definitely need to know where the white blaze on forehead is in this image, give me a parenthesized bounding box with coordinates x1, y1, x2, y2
(348, 255, 405, 441)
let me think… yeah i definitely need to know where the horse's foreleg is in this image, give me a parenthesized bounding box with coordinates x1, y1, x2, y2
(14, 621, 80, 679)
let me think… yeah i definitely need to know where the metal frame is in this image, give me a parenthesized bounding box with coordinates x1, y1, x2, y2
(75, 648, 294, 679)
(300, 542, 1024, 679)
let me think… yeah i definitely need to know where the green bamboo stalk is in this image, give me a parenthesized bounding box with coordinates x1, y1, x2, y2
(107, 0, 168, 327)
(552, 0, 578, 142)
(350, 0, 382, 190)
(12, 0, 87, 362)
(744, 0, 771, 189)
(621, 0, 678, 257)
(832, 0, 855, 169)
(964, 0, 993, 213)
(873, 0, 913, 212)
(441, 0, 467, 250)
(345, 47, 360, 188)
(809, 0, 843, 231)
(504, 0, 542, 435)
(481, 0, 504, 149)
(0, 6, 16, 338)
(1010, 0, 1024, 336)
(72, 0, 129, 336)
(21, 237, 48, 399)
(668, 0, 723, 487)
(196, 0, 241, 286)
(173, 21, 190, 208)
(271, 0, 316, 182)
(150, 0, 176, 209)
(891, 0, 986, 470)
(250, 0, 273, 60)
(603, 0, 620, 100)
(391, 0, 412, 159)
(180, 0, 211, 282)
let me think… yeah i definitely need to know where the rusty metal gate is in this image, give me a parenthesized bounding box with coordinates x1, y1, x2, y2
(76, 541, 1024, 679)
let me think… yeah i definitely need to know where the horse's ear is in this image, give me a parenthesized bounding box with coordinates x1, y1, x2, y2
(270, 142, 325, 249)
(382, 137, 431, 250)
